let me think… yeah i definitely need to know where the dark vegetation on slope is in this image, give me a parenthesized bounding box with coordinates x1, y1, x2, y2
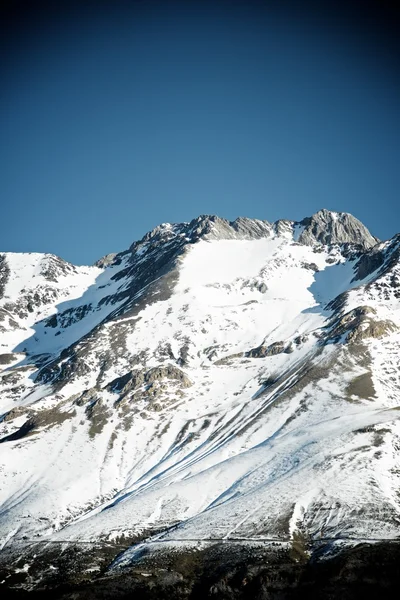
(2, 542, 400, 599)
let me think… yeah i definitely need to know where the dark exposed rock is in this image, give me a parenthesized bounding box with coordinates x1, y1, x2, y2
(177, 341, 191, 367)
(0, 308, 19, 332)
(45, 304, 93, 329)
(257, 282, 268, 293)
(325, 290, 349, 313)
(0, 403, 77, 443)
(346, 371, 376, 401)
(301, 262, 319, 272)
(4, 287, 59, 321)
(0, 254, 10, 299)
(0, 353, 17, 365)
(347, 318, 397, 344)
(353, 245, 385, 281)
(156, 342, 176, 361)
(106, 371, 137, 394)
(0, 418, 36, 443)
(85, 399, 111, 437)
(325, 305, 397, 344)
(36, 348, 91, 387)
(1, 406, 28, 422)
(106, 229, 186, 322)
(45, 314, 59, 328)
(145, 365, 192, 387)
(293, 334, 309, 346)
(246, 341, 292, 358)
(106, 365, 192, 402)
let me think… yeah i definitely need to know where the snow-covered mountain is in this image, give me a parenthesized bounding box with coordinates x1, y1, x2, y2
(1, 209, 400, 593)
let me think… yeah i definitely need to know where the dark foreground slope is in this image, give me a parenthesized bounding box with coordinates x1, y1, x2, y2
(2, 542, 400, 600)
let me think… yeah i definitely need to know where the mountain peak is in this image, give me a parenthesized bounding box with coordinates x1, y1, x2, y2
(298, 208, 378, 249)
(186, 214, 273, 241)
(130, 209, 377, 255)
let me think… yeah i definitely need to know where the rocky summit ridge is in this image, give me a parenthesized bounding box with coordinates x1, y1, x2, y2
(0, 209, 400, 598)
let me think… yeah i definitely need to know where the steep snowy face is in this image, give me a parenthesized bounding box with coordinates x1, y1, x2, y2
(0, 210, 399, 571)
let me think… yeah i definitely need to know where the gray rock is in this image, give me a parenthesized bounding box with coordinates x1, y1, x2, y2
(0, 353, 16, 365)
(297, 209, 378, 249)
(0, 254, 10, 298)
(183, 214, 273, 242)
(325, 305, 398, 344)
(94, 251, 128, 268)
(145, 364, 192, 387)
(353, 246, 385, 281)
(0, 254, 10, 299)
(106, 364, 192, 398)
(246, 341, 291, 358)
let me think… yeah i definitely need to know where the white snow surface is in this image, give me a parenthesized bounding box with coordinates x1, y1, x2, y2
(1, 222, 400, 562)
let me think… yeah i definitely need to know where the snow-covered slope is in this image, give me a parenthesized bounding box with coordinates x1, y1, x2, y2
(1, 210, 400, 577)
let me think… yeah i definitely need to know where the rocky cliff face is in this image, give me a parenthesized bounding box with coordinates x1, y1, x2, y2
(1, 209, 400, 597)
(297, 208, 378, 249)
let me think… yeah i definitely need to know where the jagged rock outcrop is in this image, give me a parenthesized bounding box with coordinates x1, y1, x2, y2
(298, 208, 378, 249)
(106, 364, 192, 397)
(326, 305, 398, 344)
(185, 214, 273, 241)
(0, 254, 10, 299)
(126, 209, 378, 256)
(246, 340, 293, 358)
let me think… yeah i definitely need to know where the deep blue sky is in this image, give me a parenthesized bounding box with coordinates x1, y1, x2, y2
(1, 0, 399, 264)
